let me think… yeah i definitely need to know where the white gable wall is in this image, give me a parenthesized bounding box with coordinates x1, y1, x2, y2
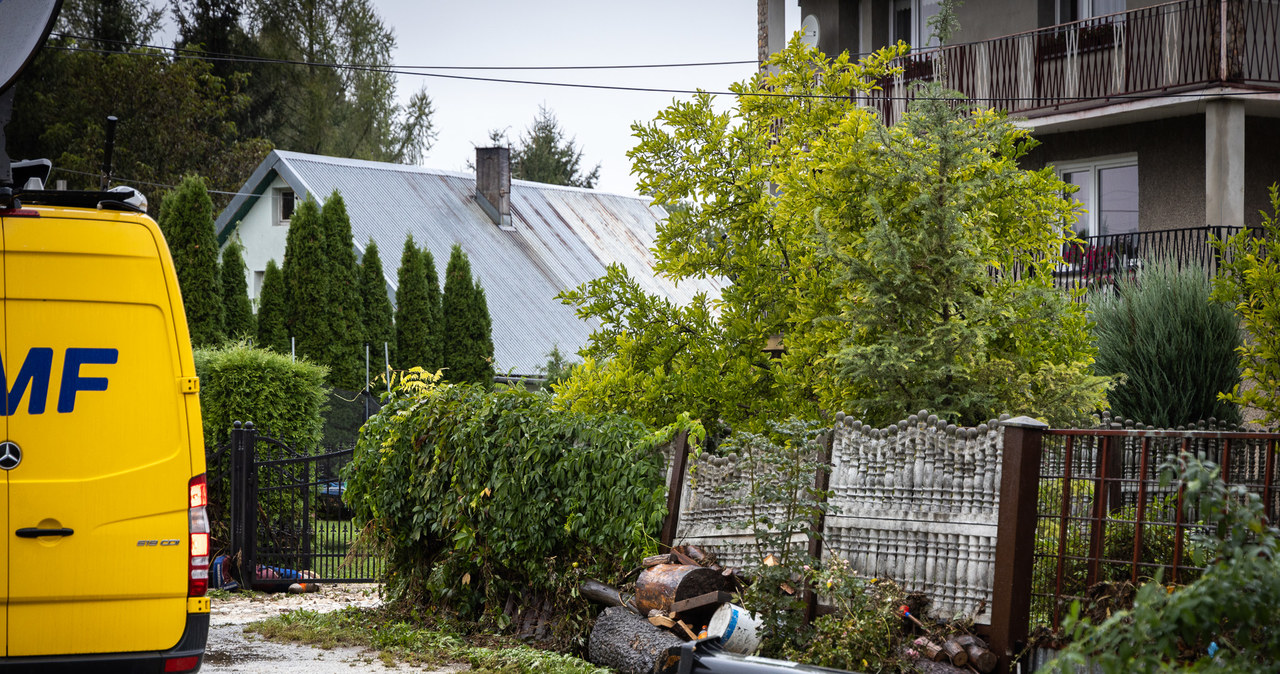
(226, 175, 293, 304)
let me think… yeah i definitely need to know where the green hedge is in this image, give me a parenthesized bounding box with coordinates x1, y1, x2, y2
(194, 342, 328, 452)
(345, 370, 667, 622)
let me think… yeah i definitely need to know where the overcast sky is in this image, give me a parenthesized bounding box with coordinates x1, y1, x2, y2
(376, 1, 800, 197)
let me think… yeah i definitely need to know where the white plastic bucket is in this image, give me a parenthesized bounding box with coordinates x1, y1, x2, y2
(706, 603, 762, 655)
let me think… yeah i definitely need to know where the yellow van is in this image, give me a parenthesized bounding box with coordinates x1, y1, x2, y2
(0, 170, 210, 672)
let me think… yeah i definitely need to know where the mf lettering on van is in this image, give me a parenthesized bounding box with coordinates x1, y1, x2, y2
(1, 348, 118, 415)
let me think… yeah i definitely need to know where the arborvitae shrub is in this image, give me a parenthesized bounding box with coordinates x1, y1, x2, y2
(442, 245, 493, 386)
(358, 239, 396, 371)
(1092, 259, 1242, 427)
(394, 237, 433, 369)
(282, 198, 332, 365)
(221, 239, 255, 340)
(321, 191, 364, 389)
(159, 174, 225, 346)
(422, 247, 444, 371)
(256, 259, 289, 353)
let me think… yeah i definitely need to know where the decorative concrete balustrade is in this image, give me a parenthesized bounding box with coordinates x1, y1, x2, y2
(665, 411, 1011, 623)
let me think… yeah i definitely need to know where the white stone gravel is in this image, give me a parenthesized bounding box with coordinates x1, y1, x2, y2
(202, 584, 464, 673)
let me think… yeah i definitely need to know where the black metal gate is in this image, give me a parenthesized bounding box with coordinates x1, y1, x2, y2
(215, 421, 380, 587)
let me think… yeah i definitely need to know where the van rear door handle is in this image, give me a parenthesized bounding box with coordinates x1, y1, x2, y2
(16, 527, 74, 538)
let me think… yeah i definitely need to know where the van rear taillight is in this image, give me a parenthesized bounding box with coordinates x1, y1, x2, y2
(188, 474, 210, 597)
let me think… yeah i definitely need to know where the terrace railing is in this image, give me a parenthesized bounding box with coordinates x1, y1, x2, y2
(1050, 225, 1243, 291)
(868, 0, 1280, 125)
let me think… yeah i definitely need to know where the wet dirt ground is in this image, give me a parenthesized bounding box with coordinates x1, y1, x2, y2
(201, 584, 463, 673)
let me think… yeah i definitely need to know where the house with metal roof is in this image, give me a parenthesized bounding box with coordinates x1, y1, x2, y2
(214, 148, 723, 380)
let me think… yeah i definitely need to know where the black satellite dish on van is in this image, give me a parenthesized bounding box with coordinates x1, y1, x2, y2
(0, 0, 63, 94)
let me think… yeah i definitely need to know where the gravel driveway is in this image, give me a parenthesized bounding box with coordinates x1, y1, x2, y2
(202, 584, 461, 673)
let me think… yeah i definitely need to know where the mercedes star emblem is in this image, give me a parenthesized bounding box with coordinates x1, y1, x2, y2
(0, 442, 22, 470)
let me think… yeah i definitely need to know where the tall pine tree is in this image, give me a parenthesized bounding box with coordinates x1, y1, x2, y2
(421, 247, 444, 372)
(394, 237, 432, 370)
(158, 175, 225, 347)
(321, 191, 364, 389)
(256, 259, 289, 353)
(221, 239, 256, 339)
(281, 197, 332, 365)
(442, 245, 494, 386)
(359, 240, 396, 371)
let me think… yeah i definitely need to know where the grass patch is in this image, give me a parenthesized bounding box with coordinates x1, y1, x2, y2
(247, 606, 607, 673)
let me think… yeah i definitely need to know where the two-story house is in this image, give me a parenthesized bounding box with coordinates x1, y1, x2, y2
(760, 0, 1280, 283)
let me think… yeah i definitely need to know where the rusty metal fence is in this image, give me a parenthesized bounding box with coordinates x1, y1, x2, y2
(1030, 426, 1280, 632)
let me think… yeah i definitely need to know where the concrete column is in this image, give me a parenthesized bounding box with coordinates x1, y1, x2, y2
(1205, 99, 1245, 227)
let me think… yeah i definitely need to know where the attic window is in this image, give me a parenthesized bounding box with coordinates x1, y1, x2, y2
(276, 189, 295, 226)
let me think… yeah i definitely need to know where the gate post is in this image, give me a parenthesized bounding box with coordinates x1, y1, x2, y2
(228, 421, 259, 589)
(228, 421, 248, 584)
(989, 416, 1048, 674)
(242, 422, 259, 589)
(658, 431, 691, 554)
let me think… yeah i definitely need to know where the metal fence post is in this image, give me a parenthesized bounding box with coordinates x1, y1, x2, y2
(658, 431, 691, 554)
(990, 416, 1049, 674)
(242, 422, 259, 589)
(228, 421, 247, 584)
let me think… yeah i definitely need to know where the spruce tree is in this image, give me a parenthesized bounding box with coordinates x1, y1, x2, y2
(256, 259, 289, 353)
(321, 191, 364, 389)
(394, 237, 432, 370)
(158, 174, 225, 347)
(281, 197, 332, 365)
(221, 239, 255, 340)
(442, 245, 493, 386)
(359, 239, 396, 371)
(421, 247, 444, 371)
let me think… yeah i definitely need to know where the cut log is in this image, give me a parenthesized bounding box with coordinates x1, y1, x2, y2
(964, 645, 997, 673)
(912, 637, 945, 662)
(635, 564, 729, 615)
(642, 554, 673, 568)
(954, 635, 986, 649)
(581, 579, 624, 607)
(684, 545, 709, 563)
(941, 639, 969, 668)
(590, 606, 684, 674)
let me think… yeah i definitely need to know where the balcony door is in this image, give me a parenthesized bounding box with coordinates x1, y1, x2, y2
(1059, 156, 1139, 240)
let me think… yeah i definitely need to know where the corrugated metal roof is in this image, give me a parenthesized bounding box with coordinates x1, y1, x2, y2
(215, 150, 724, 377)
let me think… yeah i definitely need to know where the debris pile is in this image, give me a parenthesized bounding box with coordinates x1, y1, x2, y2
(586, 546, 746, 674)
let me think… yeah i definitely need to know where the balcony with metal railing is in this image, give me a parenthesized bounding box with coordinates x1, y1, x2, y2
(868, 0, 1280, 125)
(1046, 225, 1246, 292)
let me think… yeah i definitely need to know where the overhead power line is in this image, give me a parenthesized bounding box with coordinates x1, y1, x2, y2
(45, 37, 1280, 105)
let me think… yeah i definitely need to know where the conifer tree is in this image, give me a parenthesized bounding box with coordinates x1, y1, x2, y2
(158, 174, 225, 347)
(359, 239, 396, 371)
(442, 245, 494, 386)
(281, 197, 332, 365)
(221, 239, 255, 339)
(394, 237, 432, 370)
(256, 259, 289, 353)
(321, 191, 364, 389)
(421, 247, 444, 371)
(473, 281, 496, 385)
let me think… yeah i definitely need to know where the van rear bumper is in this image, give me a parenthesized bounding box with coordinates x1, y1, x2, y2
(0, 611, 209, 673)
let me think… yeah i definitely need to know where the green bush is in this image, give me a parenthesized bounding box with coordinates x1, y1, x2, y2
(345, 370, 667, 628)
(194, 342, 329, 554)
(1092, 259, 1242, 427)
(194, 342, 328, 452)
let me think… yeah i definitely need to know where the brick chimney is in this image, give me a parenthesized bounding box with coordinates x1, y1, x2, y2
(475, 147, 512, 230)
